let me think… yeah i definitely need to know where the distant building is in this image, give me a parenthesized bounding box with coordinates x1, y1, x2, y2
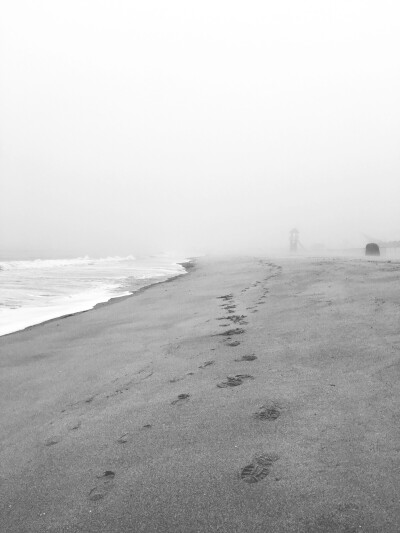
(365, 243, 380, 256)
(362, 235, 400, 257)
(380, 241, 400, 256)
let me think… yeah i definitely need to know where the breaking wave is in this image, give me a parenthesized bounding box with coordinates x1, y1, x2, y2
(0, 255, 136, 271)
(0, 254, 189, 336)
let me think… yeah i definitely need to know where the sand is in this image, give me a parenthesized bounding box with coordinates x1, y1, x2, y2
(2, 255, 400, 532)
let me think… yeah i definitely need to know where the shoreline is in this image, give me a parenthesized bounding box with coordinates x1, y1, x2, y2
(0, 258, 195, 339)
(2, 255, 400, 532)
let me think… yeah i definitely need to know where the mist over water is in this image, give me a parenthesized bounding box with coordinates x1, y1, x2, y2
(1, 1, 400, 257)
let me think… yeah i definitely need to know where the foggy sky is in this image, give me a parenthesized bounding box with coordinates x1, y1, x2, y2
(1, 1, 400, 257)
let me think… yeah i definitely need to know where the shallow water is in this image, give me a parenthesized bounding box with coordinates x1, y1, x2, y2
(0, 254, 188, 336)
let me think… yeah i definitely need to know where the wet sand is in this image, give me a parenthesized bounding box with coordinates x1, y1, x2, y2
(2, 256, 400, 532)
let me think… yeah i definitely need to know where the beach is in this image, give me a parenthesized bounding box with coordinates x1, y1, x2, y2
(2, 255, 400, 532)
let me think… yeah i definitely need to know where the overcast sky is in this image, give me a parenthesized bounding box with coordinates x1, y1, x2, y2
(1, 1, 399, 257)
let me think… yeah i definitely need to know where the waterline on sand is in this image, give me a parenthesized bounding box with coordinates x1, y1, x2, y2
(0, 254, 189, 336)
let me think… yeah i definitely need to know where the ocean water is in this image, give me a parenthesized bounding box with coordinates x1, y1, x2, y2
(0, 254, 189, 336)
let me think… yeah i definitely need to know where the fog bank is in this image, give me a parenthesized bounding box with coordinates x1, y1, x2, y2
(1, 1, 399, 258)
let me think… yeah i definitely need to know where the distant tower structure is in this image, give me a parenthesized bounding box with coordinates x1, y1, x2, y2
(289, 228, 299, 252)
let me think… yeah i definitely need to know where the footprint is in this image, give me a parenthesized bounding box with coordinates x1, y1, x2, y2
(45, 436, 61, 446)
(98, 470, 115, 479)
(171, 393, 190, 405)
(199, 360, 214, 369)
(220, 328, 245, 337)
(226, 315, 248, 324)
(235, 354, 257, 362)
(217, 376, 243, 387)
(253, 403, 281, 420)
(240, 453, 279, 484)
(68, 421, 81, 431)
(226, 341, 240, 347)
(89, 471, 116, 501)
(117, 433, 129, 444)
(236, 374, 254, 380)
(169, 376, 184, 383)
(217, 294, 233, 301)
(217, 375, 254, 388)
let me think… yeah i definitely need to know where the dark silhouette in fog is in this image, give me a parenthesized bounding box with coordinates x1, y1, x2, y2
(365, 243, 380, 256)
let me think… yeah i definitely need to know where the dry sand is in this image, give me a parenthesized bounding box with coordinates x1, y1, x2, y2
(2, 256, 400, 532)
